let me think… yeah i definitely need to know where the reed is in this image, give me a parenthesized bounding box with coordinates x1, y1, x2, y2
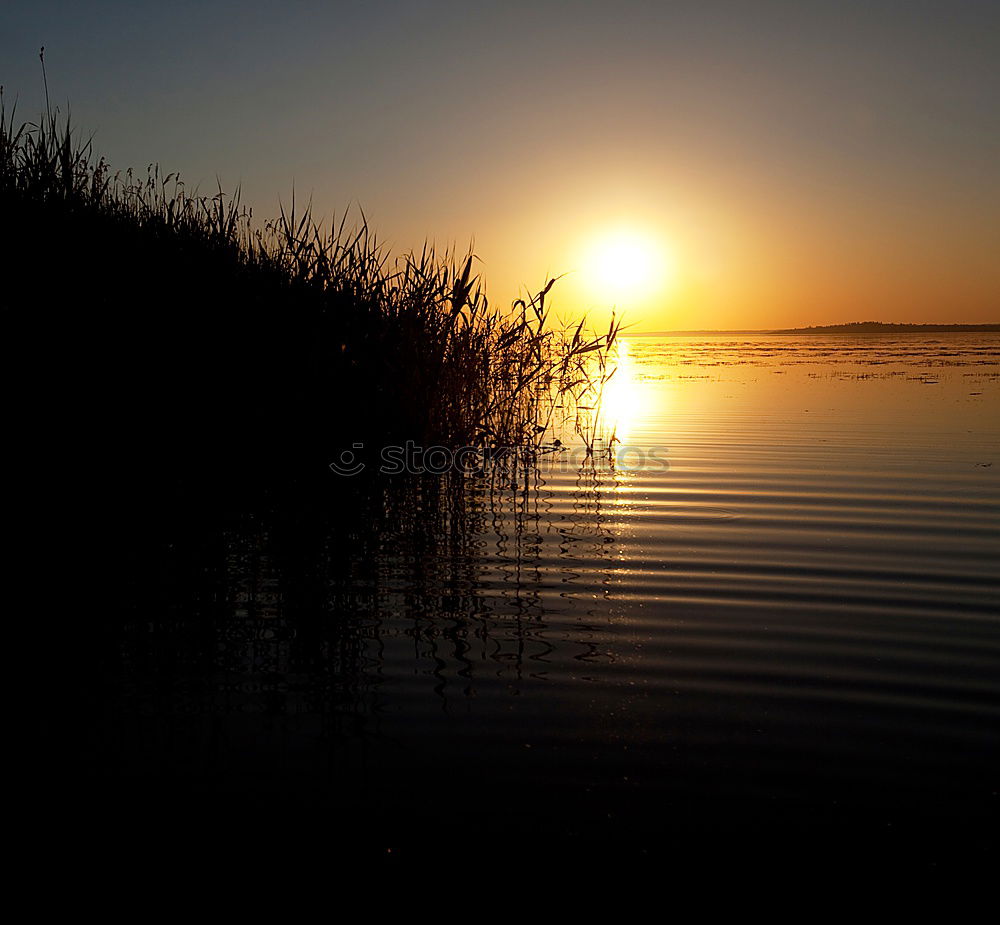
(0, 91, 618, 463)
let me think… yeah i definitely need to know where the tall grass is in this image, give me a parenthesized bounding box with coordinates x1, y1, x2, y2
(1, 90, 618, 461)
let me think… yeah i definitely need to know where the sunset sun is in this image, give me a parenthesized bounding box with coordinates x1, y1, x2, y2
(586, 229, 673, 301)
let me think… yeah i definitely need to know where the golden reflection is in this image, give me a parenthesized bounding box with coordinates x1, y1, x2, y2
(599, 337, 653, 446)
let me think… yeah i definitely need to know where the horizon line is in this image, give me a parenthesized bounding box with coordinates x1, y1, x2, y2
(624, 322, 1000, 336)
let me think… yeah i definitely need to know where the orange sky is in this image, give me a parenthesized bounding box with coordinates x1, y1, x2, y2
(5, 1, 998, 330)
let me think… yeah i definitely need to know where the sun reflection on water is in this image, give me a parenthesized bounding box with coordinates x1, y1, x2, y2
(599, 338, 656, 446)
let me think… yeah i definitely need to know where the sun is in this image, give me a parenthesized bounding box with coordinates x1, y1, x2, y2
(585, 229, 673, 301)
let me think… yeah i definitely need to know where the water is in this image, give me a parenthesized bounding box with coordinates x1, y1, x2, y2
(89, 333, 1000, 865)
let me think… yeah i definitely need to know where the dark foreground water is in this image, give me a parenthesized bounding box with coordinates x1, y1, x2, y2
(84, 334, 999, 868)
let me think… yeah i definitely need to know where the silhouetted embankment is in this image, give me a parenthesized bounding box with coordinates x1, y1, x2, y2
(1, 98, 616, 500)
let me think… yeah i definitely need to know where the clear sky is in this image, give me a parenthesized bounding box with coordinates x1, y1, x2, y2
(3, 0, 998, 329)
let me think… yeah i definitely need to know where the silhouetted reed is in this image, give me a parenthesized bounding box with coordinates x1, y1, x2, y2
(1, 93, 618, 467)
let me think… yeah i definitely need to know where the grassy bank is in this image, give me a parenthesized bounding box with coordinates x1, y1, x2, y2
(1, 95, 617, 479)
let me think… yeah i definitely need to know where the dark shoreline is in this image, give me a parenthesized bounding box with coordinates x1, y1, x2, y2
(629, 323, 1000, 336)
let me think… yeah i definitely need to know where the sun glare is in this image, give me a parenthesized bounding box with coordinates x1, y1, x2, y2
(586, 229, 672, 301)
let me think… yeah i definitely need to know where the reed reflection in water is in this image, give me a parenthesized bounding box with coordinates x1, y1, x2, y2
(89, 334, 1000, 863)
(92, 460, 637, 825)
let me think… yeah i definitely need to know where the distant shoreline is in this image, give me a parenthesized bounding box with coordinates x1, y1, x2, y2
(626, 322, 1000, 336)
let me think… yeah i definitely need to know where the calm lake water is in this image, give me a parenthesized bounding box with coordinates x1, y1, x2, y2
(90, 333, 1000, 865)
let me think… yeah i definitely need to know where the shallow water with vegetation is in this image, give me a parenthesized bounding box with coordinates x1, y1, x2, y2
(85, 333, 999, 865)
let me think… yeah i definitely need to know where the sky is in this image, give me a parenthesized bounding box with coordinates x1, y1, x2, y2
(3, 0, 998, 330)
